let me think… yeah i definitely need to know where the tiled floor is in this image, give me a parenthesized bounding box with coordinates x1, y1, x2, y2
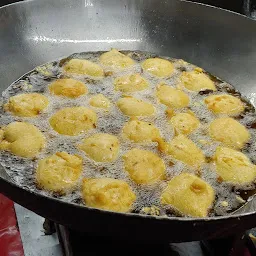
(14, 204, 62, 256)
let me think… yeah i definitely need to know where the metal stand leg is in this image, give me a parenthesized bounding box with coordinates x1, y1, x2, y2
(43, 219, 56, 235)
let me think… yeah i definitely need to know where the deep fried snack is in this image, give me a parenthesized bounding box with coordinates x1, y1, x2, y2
(179, 68, 216, 92)
(141, 58, 174, 77)
(114, 73, 148, 93)
(49, 107, 97, 136)
(167, 134, 205, 167)
(209, 117, 250, 149)
(49, 78, 88, 98)
(204, 94, 244, 116)
(122, 118, 160, 142)
(170, 112, 200, 135)
(79, 133, 119, 162)
(156, 83, 189, 109)
(0, 122, 45, 158)
(36, 152, 82, 193)
(89, 94, 111, 109)
(117, 96, 155, 116)
(214, 147, 256, 185)
(123, 148, 165, 184)
(82, 178, 136, 212)
(161, 173, 215, 217)
(100, 49, 135, 69)
(64, 59, 104, 77)
(4, 93, 49, 117)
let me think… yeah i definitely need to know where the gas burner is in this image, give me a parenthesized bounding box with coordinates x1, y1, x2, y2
(55, 223, 203, 256)
(54, 223, 256, 256)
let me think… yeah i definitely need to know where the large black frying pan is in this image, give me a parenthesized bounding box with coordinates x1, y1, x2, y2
(1, 0, 256, 243)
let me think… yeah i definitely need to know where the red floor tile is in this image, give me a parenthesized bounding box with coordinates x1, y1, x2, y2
(0, 194, 24, 256)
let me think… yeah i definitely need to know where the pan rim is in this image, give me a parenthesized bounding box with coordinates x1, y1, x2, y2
(0, 0, 253, 22)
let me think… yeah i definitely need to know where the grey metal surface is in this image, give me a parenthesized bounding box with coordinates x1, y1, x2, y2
(1, 0, 256, 234)
(0, 0, 256, 97)
(14, 204, 62, 256)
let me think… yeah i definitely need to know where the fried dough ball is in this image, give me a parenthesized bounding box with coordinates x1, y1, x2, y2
(167, 134, 205, 167)
(36, 152, 82, 193)
(122, 118, 161, 142)
(78, 133, 119, 162)
(0, 122, 45, 158)
(49, 107, 97, 136)
(156, 83, 190, 109)
(170, 112, 200, 135)
(89, 94, 111, 109)
(49, 78, 88, 98)
(161, 173, 215, 217)
(141, 58, 174, 77)
(209, 117, 250, 149)
(82, 178, 136, 212)
(179, 69, 216, 92)
(4, 93, 49, 117)
(117, 97, 155, 116)
(63, 59, 104, 77)
(165, 108, 176, 119)
(204, 94, 245, 116)
(123, 148, 166, 184)
(140, 205, 160, 216)
(99, 49, 135, 69)
(114, 73, 148, 93)
(214, 147, 256, 185)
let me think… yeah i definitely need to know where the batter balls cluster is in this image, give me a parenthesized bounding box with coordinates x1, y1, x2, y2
(1, 49, 255, 218)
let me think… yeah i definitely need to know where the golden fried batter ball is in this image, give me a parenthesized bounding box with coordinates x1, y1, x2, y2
(161, 173, 215, 217)
(49, 78, 88, 98)
(99, 49, 135, 69)
(64, 59, 104, 77)
(123, 148, 166, 184)
(141, 58, 174, 77)
(140, 205, 160, 216)
(0, 122, 45, 158)
(78, 133, 119, 162)
(165, 108, 176, 119)
(167, 134, 205, 167)
(122, 118, 160, 142)
(36, 152, 82, 193)
(156, 83, 190, 109)
(170, 112, 200, 135)
(209, 117, 250, 149)
(117, 97, 155, 116)
(204, 94, 245, 116)
(214, 147, 256, 185)
(179, 69, 216, 92)
(4, 93, 49, 117)
(89, 94, 111, 109)
(82, 178, 136, 212)
(114, 73, 148, 93)
(49, 107, 97, 136)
